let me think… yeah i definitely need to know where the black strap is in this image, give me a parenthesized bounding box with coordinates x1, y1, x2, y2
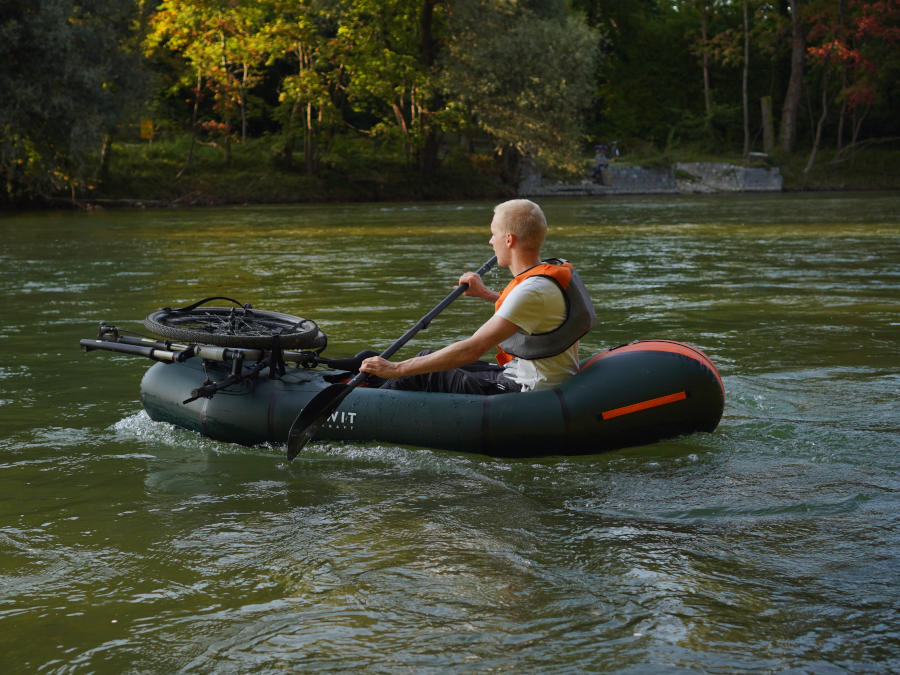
(269, 334, 286, 378)
(170, 296, 248, 313)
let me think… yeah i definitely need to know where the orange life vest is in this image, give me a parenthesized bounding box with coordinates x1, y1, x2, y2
(494, 260, 580, 366)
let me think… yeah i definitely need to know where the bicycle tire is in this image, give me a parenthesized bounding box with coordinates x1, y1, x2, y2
(144, 306, 325, 349)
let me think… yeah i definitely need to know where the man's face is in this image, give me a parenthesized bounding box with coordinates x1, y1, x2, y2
(489, 216, 511, 267)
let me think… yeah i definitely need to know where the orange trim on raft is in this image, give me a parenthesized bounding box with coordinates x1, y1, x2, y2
(601, 391, 688, 420)
(582, 340, 724, 395)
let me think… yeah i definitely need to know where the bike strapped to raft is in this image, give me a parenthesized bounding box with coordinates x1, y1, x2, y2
(79, 298, 376, 403)
(143, 296, 327, 350)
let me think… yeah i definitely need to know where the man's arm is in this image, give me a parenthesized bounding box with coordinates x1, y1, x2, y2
(358, 313, 519, 379)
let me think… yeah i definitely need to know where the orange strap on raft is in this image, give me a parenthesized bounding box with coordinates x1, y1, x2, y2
(601, 391, 687, 420)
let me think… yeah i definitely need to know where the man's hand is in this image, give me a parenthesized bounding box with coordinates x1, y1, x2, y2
(458, 272, 499, 302)
(359, 355, 402, 379)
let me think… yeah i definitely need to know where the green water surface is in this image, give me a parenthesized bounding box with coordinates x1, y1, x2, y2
(1, 193, 898, 672)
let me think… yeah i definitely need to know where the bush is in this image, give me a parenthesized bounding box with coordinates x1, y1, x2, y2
(91, 133, 512, 205)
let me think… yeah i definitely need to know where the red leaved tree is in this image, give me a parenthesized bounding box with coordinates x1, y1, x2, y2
(804, 0, 900, 172)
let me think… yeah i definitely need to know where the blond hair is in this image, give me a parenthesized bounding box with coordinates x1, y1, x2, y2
(493, 199, 547, 251)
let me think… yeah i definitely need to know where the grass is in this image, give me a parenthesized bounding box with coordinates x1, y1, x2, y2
(94, 135, 511, 205)
(89, 133, 900, 207)
(775, 144, 900, 191)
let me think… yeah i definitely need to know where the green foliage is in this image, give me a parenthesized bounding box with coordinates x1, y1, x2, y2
(145, 0, 271, 140)
(3, 0, 899, 206)
(580, 1, 703, 145)
(442, 1, 601, 171)
(0, 0, 148, 203)
(334, 0, 439, 151)
(140, 0, 600, 178)
(777, 142, 900, 190)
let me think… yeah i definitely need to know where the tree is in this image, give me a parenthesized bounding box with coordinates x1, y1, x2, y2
(442, 0, 599, 173)
(575, 1, 711, 149)
(742, 0, 751, 156)
(333, 0, 446, 172)
(683, 0, 719, 132)
(700, 0, 756, 154)
(146, 0, 269, 171)
(804, 0, 900, 171)
(0, 0, 147, 203)
(779, 0, 805, 152)
(701, 0, 714, 118)
(260, 0, 340, 174)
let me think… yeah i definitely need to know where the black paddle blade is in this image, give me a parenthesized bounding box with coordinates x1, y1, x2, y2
(286, 382, 354, 460)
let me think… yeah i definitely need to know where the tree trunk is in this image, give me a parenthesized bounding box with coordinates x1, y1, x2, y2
(761, 96, 775, 152)
(220, 30, 234, 163)
(701, 2, 712, 118)
(281, 99, 299, 169)
(836, 85, 847, 152)
(392, 101, 410, 135)
(804, 68, 830, 173)
(305, 101, 314, 175)
(99, 133, 113, 183)
(742, 0, 750, 157)
(240, 62, 248, 142)
(292, 41, 316, 176)
(418, 0, 440, 174)
(779, 0, 805, 153)
(177, 69, 202, 180)
(421, 125, 439, 174)
(848, 104, 869, 167)
(836, 0, 847, 151)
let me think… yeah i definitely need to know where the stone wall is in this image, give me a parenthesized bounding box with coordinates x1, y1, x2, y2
(675, 162, 783, 193)
(518, 161, 783, 197)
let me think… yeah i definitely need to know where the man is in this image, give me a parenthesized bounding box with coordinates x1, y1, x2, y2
(359, 199, 595, 394)
(591, 144, 608, 181)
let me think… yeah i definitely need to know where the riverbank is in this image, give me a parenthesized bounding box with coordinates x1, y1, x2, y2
(522, 145, 900, 198)
(16, 138, 900, 209)
(87, 138, 512, 208)
(518, 161, 785, 198)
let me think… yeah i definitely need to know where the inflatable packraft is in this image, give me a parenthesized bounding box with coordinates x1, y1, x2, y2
(81, 300, 725, 457)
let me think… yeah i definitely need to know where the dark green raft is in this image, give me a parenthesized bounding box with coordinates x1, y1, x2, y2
(82, 301, 725, 457)
(138, 339, 724, 457)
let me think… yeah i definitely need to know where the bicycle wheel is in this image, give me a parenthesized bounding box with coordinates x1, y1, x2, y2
(144, 305, 325, 349)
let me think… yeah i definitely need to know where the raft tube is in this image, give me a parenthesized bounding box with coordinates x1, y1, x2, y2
(140, 340, 724, 457)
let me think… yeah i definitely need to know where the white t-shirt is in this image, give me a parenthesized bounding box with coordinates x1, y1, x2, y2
(494, 276, 580, 391)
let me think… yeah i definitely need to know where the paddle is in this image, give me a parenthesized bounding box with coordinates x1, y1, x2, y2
(286, 255, 498, 460)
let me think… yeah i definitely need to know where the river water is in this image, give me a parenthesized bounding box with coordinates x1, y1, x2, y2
(1, 193, 898, 672)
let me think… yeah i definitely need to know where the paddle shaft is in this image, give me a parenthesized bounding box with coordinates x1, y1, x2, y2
(342, 255, 498, 388)
(286, 254, 497, 458)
